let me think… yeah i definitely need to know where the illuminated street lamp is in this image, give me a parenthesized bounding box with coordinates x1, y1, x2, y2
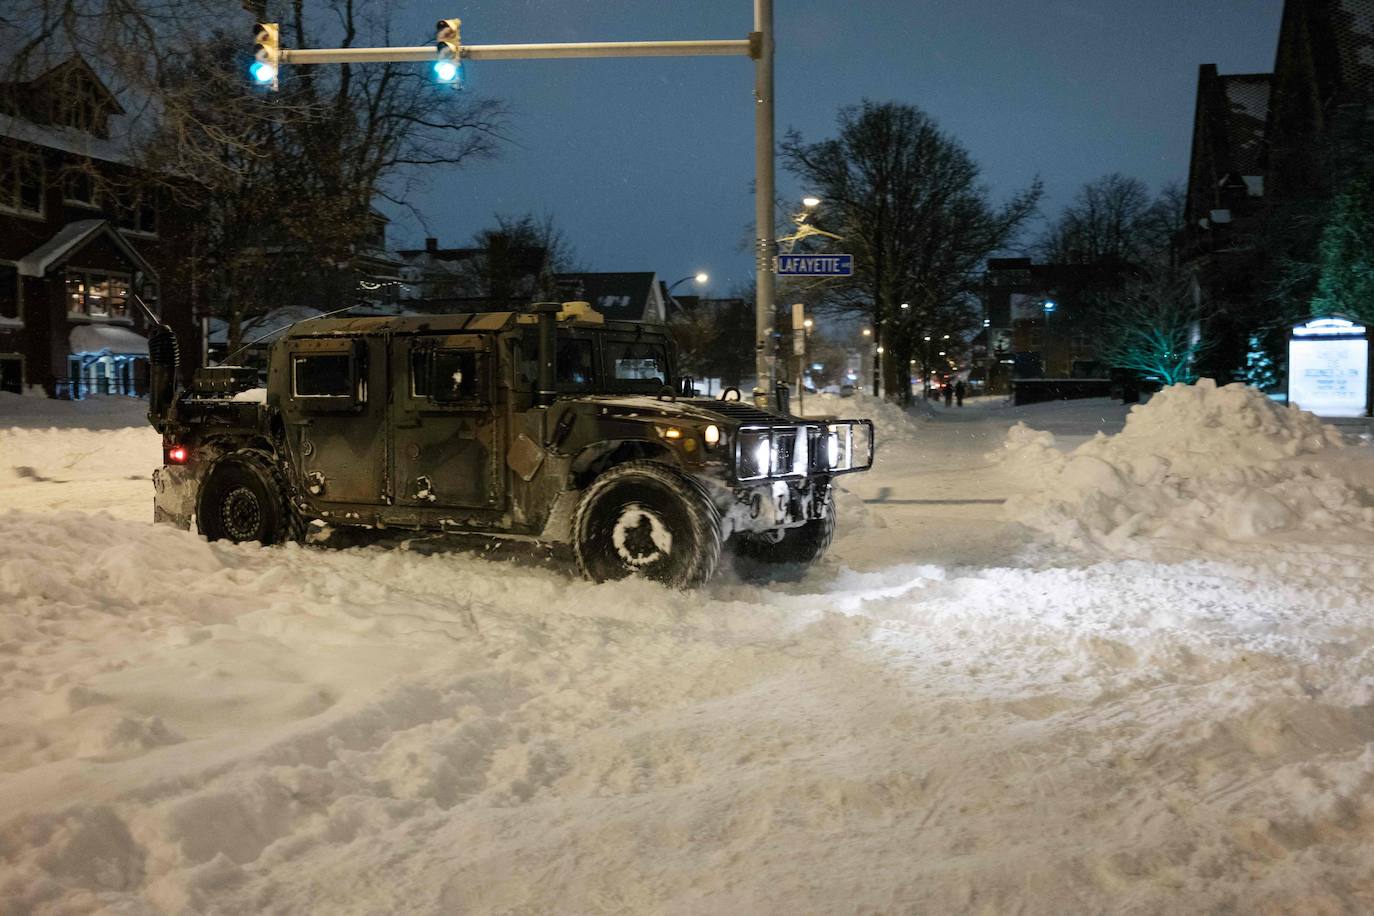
(667, 272, 709, 295)
(665, 272, 709, 318)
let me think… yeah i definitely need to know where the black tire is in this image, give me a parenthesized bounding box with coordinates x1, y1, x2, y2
(198, 452, 293, 546)
(731, 491, 836, 565)
(573, 460, 722, 588)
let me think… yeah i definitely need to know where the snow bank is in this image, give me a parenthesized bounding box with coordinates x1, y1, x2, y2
(2, 397, 161, 518)
(995, 380, 1372, 552)
(2, 426, 158, 485)
(801, 391, 923, 447)
(0, 391, 149, 430)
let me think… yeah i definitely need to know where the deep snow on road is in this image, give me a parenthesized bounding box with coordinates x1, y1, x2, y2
(3, 387, 1374, 915)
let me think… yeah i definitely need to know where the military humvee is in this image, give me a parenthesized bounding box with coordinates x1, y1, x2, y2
(146, 302, 874, 587)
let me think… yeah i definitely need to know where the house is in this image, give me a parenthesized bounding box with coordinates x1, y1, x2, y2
(391, 246, 672, 325)
(396, 235, 552, 311)
(0, 53, 193, 397)
(555, 272, 668, 324)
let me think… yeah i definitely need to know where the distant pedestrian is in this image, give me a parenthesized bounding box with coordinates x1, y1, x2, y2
(955, 379, 966, 407)
(943, 383, 953, 407)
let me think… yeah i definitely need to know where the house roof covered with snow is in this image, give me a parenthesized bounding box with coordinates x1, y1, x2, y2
(17, 219, 157, 280)
(555, 272, 664, 323)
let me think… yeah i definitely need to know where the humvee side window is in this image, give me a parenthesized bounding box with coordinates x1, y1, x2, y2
(516, 331, 597, 388)
(293, 354, 352, 397)
(412, 349, 480, 403)
(557, 338, 596, 385)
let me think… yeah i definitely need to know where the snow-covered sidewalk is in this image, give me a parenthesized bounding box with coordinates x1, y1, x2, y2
(3, 388, 1373, 914)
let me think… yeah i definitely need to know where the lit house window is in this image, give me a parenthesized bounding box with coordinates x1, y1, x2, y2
(65, 269, 130, 319)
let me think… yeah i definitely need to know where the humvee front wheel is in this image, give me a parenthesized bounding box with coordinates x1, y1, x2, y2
(573, 461, 722, 588)
(198, 453, 293, 546)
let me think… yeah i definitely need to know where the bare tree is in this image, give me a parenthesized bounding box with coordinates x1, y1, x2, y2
(1095, 268, 1209, 385)
(782, 100, 1041, 401)
(1038, 173, 1181, 269)
(3, 2, 507, 350)
(150, 15, 505, 347)
(451, 213, 580, 305)
(669, 287, 754, 389)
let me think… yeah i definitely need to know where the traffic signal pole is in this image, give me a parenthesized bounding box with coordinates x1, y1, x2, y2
(266, 8, 778, 406)
(280, 38, 753, 64)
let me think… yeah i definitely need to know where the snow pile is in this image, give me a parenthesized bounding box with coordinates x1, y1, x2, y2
(0, 391, 149, 429)
(2, 397, 161, 518)
(801, 391, 923, 447)
(2, 425, 158, 485)
(996, 380, 1371, 551)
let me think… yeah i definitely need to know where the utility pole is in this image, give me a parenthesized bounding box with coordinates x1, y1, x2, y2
(752, 0, 776, 409)
(250, 6, 778, 406)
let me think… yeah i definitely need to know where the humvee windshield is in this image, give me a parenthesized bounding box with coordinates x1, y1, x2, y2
(514, 329, 671, 394)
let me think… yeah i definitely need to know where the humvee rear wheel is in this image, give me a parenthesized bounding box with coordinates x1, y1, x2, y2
(731, 491, 836, 565)
(573, 461, 722, 588)
(198, 453, 291, 546)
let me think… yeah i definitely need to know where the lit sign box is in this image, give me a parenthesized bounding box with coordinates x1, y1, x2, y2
(1288, 318, 1368, 417)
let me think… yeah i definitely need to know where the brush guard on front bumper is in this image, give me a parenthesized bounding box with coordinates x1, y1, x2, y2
(730, 419, 874, 483)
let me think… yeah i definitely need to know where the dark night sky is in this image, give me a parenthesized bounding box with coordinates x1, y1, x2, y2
(381, 0, 1285, 294)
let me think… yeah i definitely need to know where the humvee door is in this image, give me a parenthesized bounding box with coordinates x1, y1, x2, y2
(392, 334, 502, 510)
(279, 336, 388, 506)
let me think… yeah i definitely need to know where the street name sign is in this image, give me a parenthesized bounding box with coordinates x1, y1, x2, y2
(777, 254, 853, 277)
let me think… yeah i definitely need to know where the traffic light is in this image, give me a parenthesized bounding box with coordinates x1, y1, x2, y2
(252, 22, 280, 89)
(434, 18, 462, 84)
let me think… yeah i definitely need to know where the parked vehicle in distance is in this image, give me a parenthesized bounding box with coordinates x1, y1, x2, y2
(145, 302, 875, 588)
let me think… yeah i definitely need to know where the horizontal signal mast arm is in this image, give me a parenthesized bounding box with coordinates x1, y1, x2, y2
(281, 37, 757, 65)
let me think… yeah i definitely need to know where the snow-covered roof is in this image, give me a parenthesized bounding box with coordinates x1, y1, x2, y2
(207, 306, 327, 347)
(17, 220, 156, 279)
(0, 111, 135, 165)
(69, 323, 148, 356)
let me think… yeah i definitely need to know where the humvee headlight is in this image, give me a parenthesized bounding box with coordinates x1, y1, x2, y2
(663, 427, 683, 439)
(753, 438, 772, 477)
(704, 424, 720, 447)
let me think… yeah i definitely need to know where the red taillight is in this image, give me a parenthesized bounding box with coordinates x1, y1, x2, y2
(167, 446, 188, 464)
